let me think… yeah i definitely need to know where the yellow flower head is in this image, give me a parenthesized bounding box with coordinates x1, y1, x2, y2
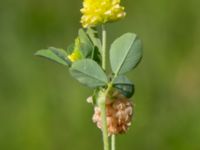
(80, 0, 126, 28)
(67, 38, 83, 62)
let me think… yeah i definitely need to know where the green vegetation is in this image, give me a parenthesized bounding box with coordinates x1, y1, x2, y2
(0, 0, 200, 150)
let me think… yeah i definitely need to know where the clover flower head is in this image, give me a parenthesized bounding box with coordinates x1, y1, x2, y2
(80, 0, 126, 28)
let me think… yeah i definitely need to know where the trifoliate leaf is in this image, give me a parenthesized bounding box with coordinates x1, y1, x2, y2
(35, 47, 70, 66)
(69, 59, 108, 88)
(110, 33, 142, 75)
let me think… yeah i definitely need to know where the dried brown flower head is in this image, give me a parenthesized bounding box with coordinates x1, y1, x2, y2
(92, 97, 134, 135)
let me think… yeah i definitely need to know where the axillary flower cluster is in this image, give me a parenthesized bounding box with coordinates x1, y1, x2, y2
(67, 38, 83, 62)
(36, 0, 142, 150)
(80, 0, 126, 28)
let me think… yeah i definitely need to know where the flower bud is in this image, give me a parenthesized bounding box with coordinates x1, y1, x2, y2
(67, 38, 83, 62)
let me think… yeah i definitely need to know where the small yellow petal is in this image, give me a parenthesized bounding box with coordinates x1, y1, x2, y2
(67, 38, 82, 62)
(68, 51, 82, 62)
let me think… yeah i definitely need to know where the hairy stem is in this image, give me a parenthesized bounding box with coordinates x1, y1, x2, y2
(111, 135, 116, 150)
(99, 100, 109, 150)
(102, 25, 106, 71)
(99, 25, 109, 150)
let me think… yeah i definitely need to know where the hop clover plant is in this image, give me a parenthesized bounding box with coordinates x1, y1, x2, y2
(35, 0, 143, 150)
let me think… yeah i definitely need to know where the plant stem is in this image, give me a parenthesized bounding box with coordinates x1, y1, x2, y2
(99, 100, 109, 150)
(99, 25, 109, 150)
(111, 135, 116, 150)
(102, 25, 106, 71)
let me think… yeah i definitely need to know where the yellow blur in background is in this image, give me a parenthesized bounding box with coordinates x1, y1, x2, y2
(0, 0, 200, 150)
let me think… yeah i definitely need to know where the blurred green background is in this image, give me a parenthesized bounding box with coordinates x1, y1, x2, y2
(0, 0, 200, 150)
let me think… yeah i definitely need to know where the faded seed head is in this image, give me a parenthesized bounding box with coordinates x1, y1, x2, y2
(92, 97, 134, 135)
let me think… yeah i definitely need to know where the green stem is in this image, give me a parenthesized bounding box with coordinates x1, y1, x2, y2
(99, 25, 109, 150)
(111, 135, 116, 150)
(99, 100, 109, 150)
(102, 25, 106, 71)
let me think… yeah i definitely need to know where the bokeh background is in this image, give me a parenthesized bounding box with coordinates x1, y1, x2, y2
(0, 0, 200, 150)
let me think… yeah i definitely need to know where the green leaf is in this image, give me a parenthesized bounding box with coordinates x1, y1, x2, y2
(113, 75, 135, 98)
(69, 59, 108, 88)
(91, 47, 101, 65)
(35, 47, 71, 66)
(66, 43, 74, 54)
(78, 29, 94, 57)
(110, 33, 142, 75)
(87, 27, 102, 54)
(113, 75, 133, 85)
(86, 28, 102, 64)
